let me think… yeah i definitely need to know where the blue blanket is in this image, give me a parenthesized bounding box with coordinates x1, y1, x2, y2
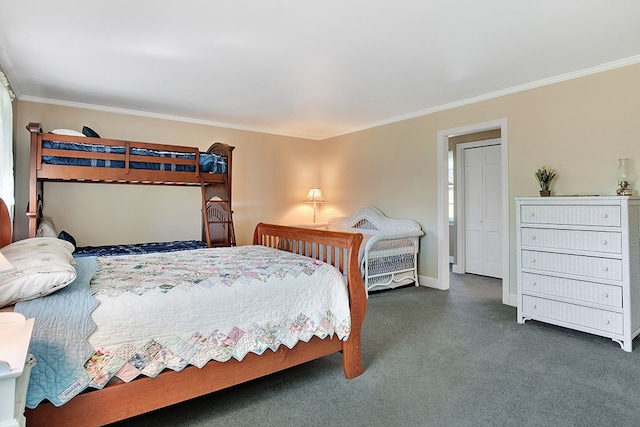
(14, 257, 99, 408)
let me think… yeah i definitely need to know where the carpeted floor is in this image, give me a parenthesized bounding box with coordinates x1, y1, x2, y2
(111, 273, 640, 427)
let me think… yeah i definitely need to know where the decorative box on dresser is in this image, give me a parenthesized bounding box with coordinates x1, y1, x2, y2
(516, 196, 640, 352)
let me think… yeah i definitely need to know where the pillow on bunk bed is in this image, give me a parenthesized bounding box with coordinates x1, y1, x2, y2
(0, 237, 77, 308)
(35, 217, 77, 251)
(50, 129, 86, 137)
(81, 126, 101, 138)
(36, 216, 57, 238)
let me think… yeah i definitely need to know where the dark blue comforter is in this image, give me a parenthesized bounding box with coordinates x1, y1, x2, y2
(42, 140, 227, 174)
(74, 240, 207, 257)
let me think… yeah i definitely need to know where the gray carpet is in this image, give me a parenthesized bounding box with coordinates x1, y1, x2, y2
(111, 273, 640, 427)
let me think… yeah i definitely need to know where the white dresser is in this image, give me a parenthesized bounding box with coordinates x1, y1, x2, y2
(0, 312, 35, 427)
(516, 196, 640, 351)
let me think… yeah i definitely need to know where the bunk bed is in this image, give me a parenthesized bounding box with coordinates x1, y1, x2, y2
(26, 123, 236, 248)
(0, 197, 367, 426)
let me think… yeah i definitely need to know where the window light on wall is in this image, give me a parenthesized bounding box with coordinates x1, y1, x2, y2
(0, 70, 15, 216)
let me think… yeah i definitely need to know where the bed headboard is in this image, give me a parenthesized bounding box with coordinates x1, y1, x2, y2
(0, 197, 11, 248)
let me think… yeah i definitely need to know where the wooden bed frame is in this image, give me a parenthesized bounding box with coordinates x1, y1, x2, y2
(0, 207, 366, 426)
(26, 123, 235, 246)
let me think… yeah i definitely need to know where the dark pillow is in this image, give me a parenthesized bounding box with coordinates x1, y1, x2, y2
(82, 126, 101, 138)
(58, 230, 77, 250)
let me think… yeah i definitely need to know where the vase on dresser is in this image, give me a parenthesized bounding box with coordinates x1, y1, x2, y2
(539, 190, 550, 197)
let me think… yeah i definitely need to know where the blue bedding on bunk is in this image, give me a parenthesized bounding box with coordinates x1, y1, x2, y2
(74, 240, 208, 257)
(42, 140, 227, 174)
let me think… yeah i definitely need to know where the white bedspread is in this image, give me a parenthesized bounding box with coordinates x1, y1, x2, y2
(84, 245, 351, 387)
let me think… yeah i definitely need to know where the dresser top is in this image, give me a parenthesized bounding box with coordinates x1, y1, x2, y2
(0, 312, 35, 379)
(517, 195, 640, 203)
(517, 195, 640, 199)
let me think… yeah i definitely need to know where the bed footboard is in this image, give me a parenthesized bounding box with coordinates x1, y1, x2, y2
(253, 223, 366, 378)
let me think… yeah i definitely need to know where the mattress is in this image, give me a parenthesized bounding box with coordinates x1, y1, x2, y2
(42, 140, 228, 174)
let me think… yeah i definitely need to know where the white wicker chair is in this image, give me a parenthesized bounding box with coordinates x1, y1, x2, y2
(312, 207, 423, 297)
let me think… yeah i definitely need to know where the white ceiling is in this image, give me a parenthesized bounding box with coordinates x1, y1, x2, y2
(1, 1, 639, 140)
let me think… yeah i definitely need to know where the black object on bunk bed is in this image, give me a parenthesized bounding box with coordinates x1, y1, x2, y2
(74, 240, 208, 257)
(26, 123, 236, 248)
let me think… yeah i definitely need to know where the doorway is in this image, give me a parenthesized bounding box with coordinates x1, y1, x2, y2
(436, 119, 513, 306)
(455, 139, 502, 279)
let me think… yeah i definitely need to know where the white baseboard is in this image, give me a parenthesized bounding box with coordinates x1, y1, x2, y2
(504, 293, 517, 307)
(418, 274, 447, 290)
(451, 264, 464, 274)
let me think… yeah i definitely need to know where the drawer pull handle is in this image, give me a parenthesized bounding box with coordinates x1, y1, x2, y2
(604, 293, 609, 298)
(530, 235, 536, 240)
(604, 319, 610, 325)
(603, 213, 608, 218)
(530, 258, 536, 263)
(531, 281, 536, 286)
(532, 304, 537, 309)
(530, 212, 535, 217)
(603, 266, 609, 272)
(602, 240, 608, 245)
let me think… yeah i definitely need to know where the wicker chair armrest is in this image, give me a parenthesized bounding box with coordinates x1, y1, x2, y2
(364, 230, 423, 247)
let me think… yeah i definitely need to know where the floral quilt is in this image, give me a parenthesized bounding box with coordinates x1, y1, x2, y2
(17, 245, 351, 407)
(83, 245, 351, 392)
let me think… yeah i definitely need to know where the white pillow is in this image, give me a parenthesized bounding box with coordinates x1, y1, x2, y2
(36, 216, 57, 238)
(50, 129, 86, 137)
(0, 238, 77, 308)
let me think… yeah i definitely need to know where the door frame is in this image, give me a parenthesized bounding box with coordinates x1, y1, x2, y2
(453, 138, 502, 276)
(437, 118, 514, 306)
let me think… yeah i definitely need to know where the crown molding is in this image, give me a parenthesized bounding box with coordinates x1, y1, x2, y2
(17, 54, 640, 141)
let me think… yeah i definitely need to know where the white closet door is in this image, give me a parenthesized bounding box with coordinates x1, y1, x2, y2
(464, 147, 484, 274)
(464, 144, 502, 278)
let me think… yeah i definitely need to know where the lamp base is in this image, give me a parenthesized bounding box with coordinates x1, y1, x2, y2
(617, 181, 632, 196)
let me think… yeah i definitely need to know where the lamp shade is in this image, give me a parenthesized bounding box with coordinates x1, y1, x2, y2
(303, 188, 326, 203)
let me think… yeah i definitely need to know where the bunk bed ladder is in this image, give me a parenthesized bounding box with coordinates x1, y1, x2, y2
(200, 178, 236, 247)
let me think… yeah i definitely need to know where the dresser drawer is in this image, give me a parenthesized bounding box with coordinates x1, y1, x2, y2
(521, 228, 622, 254)
(521, 250, 622, 281)
(521, 272, 622, 307)
(522, 295, 623, 334)
(520, 205, 621, 227)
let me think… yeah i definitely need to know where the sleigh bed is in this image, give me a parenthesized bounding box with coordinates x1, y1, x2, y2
(26, 123, 236, 247)
(0, 197, 366, 426)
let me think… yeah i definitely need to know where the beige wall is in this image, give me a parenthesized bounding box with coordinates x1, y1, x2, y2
(12, 63, 640, 296)
(319, 63, 640, 291)
(14, 103, 320, 246)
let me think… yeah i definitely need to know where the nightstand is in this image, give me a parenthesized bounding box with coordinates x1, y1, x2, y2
(0, 312, 35, 427)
